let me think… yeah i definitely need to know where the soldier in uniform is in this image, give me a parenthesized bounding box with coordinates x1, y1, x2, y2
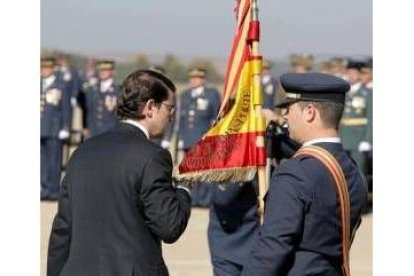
(163, 67, 221, 207)
(339, 60, 371, 169)
(242, 73, 368, 275)
(261, 60, 278, 109)
(56, 53, 81, 166)
(208, 180, 259, 276)
(41, 57, 71, 200)
(84, 60, 120, 138)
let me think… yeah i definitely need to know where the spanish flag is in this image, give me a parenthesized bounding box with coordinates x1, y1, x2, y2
(176, 0, 266, 183)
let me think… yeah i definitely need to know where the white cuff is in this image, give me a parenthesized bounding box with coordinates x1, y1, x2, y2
(358, 141, 372, 152)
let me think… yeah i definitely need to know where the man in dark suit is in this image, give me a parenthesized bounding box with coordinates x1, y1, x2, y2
(242, 73, 368, 276)
(47, 70, 192, 276)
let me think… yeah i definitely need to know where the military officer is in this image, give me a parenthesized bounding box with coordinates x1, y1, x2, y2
(163, 67, 221, 207)
(41, 57, 71, 200)
(242, 73, 368, 276)
(339, 60, 371, 169)
(261, 60, 278, 109)
(84, 60, 120, 137)
(56, 53, 81, 107)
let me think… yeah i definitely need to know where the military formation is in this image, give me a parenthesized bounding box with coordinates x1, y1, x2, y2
(41, 53, 372, 276)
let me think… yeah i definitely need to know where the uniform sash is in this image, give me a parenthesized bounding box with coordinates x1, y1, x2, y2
(294, 145, 351, 276)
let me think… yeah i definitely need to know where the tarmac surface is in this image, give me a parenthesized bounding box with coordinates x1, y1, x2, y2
(41, 202, 372, 276)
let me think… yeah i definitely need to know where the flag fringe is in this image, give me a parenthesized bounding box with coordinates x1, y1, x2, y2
(174, 166, 257, 184)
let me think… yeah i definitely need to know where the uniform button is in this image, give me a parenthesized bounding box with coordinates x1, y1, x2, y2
(189, 124, 194, 129)
(189, 110, 195, 116)
(222, 220, 227, 225)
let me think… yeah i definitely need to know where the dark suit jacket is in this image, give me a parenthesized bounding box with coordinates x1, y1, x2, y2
(47, 122, 192, 276)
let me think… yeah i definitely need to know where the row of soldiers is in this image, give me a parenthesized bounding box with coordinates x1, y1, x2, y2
(40, 54, 373, 206)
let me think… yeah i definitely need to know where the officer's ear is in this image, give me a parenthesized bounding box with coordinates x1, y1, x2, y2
(302, 102, 317, 123)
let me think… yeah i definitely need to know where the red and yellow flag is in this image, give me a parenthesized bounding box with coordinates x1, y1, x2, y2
(176, 0, 266, 183)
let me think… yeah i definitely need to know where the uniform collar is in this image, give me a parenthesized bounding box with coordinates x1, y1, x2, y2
(303, 137, 341, 147)
(191, 86, 204, 98)
(122, 119, 150, 140)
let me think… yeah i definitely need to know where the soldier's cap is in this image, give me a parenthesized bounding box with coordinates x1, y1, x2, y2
(275, 73, 350, 108)
(346, 60, 365, 71)
(329, 57, 346, 67)
(97, 60, 115, 71)
(360, 58, 373, 74)
(41, 57, 56, 68)
(188, 67, 206, 78)
(290, 54, 313, 69)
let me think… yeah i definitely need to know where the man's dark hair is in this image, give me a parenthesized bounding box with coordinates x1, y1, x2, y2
(116, 70, 176, 120)
(298, 101, 344, 129)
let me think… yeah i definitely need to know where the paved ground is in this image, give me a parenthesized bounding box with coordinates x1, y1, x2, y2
(41, 202, 372, 276)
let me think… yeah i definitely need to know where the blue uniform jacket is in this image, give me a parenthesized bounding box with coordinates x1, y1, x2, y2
(208, 181, 259, 266)
(174, 87, 221, 150)
(57, 66, 81, 101)
(86, 80, 120, 136)
(41, 75, 71, 138)
(243, 142, 368, 276)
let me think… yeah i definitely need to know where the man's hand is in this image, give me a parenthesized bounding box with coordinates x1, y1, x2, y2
(262, 108, 283, 125)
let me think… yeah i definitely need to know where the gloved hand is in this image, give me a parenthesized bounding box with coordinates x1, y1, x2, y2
(178, 140, 184, 150)
(58, 129, 70, 140)
(161, 140, 171, 149)
(358, 141, 372, 152)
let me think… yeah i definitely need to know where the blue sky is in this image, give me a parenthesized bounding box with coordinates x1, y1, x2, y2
(41, 0, 372, 60)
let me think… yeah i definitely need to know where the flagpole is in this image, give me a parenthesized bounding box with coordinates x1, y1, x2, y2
(250, 0, 267, 224)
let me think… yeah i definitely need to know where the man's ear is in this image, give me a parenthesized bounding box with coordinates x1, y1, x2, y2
(303, 103, 316, 123)
(144, 99, 157, 118)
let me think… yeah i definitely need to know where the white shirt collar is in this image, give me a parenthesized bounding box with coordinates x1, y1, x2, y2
(100, 78, 113, 92)
(123, 119, 150, 139)
(191, 86, 204, 98)
(303, 137, 341, 147)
